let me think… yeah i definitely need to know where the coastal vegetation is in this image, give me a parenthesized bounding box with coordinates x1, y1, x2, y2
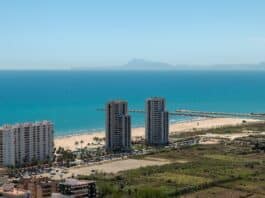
(6, 121, 264, 197)
(170, 121, 265, 139)
(78, 123, 265, 197)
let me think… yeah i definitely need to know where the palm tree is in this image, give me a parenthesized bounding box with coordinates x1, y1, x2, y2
(80, 140, 84, 149)
(93, 136, 97, 142)
(93, 136, 99, 144)
(75, 141, 79, 150)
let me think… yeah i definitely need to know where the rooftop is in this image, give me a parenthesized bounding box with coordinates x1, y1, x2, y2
(146, 97, 165, 101)
(61, 179, 95, 186)
(107, 100, 128, 104)
(0, 184, 30, 196)
(0, 121, 53, 130)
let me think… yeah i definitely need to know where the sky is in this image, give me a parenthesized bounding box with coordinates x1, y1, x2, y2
(0, 0, 265, 69)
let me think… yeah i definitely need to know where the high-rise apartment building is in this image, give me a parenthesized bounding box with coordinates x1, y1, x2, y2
(105, 100, 131, 152)
(145, 97, 169, 145)
(0, 128, 3, 166)
(0, 121, 54, 167)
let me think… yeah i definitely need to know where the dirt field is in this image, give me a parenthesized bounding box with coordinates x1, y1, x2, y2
(69, 158, 170, 175)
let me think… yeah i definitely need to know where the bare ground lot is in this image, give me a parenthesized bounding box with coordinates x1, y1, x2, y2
(41, 158, 171, 180)
(69, 158, 170, 175)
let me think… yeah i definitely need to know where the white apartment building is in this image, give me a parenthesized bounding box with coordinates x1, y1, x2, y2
(0, 121, 54, 167)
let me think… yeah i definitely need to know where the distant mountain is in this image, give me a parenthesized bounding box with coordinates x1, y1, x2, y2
(72, 59, 265, 71)
(123, 59, 174, 70)
(72, 59, 175, 71)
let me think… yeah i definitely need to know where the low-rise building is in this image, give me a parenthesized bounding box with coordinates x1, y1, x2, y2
(0, 183, 31, 198)
(54, 179, 96, 198)
(21, 177, 58, 198)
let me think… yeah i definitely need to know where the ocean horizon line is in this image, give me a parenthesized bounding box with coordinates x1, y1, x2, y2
(1, 69, 265, 72)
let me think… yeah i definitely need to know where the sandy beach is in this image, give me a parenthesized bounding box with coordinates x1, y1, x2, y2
(54, 118, 258, 151)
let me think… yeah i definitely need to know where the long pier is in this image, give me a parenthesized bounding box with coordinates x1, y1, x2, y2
(174, 110, 265, 120)
(97, 108, 265, 120)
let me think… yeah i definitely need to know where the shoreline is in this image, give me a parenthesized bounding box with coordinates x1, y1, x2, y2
(54, 117, 206, 138)
(54, 117, 258, 151)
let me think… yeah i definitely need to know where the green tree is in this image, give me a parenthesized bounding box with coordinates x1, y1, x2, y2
(93, 136, 99, 144)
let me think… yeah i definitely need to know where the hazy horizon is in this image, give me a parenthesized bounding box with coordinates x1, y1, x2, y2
(0, 58, 265, 71)
(1, 1, 265, 69)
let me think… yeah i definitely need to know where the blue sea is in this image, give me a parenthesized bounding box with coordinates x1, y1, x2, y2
(1, 71, 265, 136)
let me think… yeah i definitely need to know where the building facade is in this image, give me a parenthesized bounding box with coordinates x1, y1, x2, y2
(0, 183, 31, 198)
(0, 128, 3, 166)
(145, 97, 169, 145)
(53, 179, 96, 198)
(105, 100, 131, 152)
(0, 121, 54, 167)
(21, 177, 58, 198)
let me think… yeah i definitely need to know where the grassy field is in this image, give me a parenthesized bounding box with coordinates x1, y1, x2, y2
(78, 123, 265, 198)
